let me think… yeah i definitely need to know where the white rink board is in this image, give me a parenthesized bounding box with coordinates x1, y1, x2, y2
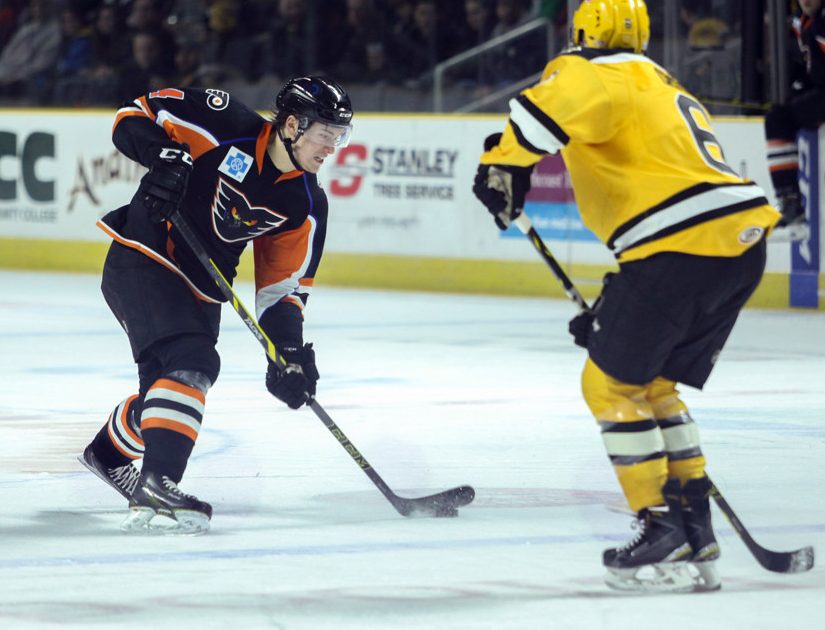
(0, 110, 794, 271)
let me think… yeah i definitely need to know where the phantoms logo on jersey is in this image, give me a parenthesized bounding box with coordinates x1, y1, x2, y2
(218, 148, 254, 183)
(210, 177, 287, 242)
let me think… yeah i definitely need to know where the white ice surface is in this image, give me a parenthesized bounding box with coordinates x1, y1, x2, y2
(0, 269, 823, 629)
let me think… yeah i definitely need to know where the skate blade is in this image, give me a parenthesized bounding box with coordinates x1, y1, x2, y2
(689, 560, 722, 592)
(605, 562, 697, 594)
(769, 223, 809, 242)
(120, 507, 210, 536)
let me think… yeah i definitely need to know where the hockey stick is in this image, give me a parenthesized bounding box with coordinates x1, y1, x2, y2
(512, 211, 814, 573)
(709, 484, 814, 573)
(168, 210, 475, 517)
(511, 213, 589, 311)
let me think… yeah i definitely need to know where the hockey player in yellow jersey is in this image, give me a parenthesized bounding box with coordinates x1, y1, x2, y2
(473, 0, 781, 593)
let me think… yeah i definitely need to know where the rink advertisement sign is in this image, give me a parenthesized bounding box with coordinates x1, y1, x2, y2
(0, 112, 138, 241)
(501, 154, 598, 243)
(0, 112, 801, 272)
(0, 129, 57, 225)
(320, 117, 477, 258)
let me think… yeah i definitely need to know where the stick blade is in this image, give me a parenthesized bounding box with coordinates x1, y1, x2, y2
(396, 485, 475, 518)
(761, 545, 815, 573)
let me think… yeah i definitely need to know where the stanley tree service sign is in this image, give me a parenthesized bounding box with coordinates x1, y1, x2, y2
(319, 116, 506, 258)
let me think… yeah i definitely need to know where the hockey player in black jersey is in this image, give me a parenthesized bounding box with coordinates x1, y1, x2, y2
(78, 76, 354, 534)
(765, 0, 825, 234)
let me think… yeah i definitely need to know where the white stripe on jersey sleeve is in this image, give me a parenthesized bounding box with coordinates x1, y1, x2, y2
(508, 97, 565, 155)
(155, 110, 220, 148)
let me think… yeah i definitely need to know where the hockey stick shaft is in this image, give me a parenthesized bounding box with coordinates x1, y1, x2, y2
(709, 483, 814, 573)
(512, 214, 590, 311)
(515, 211, 814, 572)
(169, 210, 473, 517)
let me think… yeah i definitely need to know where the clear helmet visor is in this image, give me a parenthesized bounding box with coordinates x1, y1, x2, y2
(301, 121, 353, 148)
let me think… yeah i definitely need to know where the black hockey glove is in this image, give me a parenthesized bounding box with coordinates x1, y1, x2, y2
(473, 134, 533, 230)
(568, 309, 595, 349)
(138, 144, 193, 223)
(266, 342, 319, 409)
(568, 272, 614, 348)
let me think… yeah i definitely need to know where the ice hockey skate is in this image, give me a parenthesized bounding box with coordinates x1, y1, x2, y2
(770, 190, 809, 242)
(78, 444, 140, 500)
(682, 477, 722, 591)
(121, 471, 212, 536)
(603, 481, 695, 593)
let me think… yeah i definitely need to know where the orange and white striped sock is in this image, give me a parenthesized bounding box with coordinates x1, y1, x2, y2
(105, 394, 144, 460)
(767, 139, 799, 186)
(140, 378, 206, 482)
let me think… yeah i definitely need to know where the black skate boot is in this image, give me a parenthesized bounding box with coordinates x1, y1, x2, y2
(774, 188, 809, 241)
(121, 471, 212, 535)
(78, 444, 140, 500)
(604, 480, 694, 592)
(682, 476, 722, 591)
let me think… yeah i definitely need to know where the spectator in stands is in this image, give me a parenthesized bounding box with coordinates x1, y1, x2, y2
(172, 36, 204, 88)
(490, 0, 533, 38)
(126, 0, 176, 69)
(0, 0, 60, 98)
(680, 0, 729, 48)
(258, 0, 318, 81)
(334, 0, 394, 83)
(451, 0, 496, 85)
(458, 0, 495, 49)
(56, 7, 93, 78)
(62, 1, 132, 106)
(50, 6, 94, 104)
(384, 0, 415, 33)
(117, 30, 171, 101)
(485, 0, 545, 84)
(0, 0, 25, 54)
(392, 0, 460, 84)
(201, 0, 261, 81)
(90, 1, 131, 73)
(678, 0, 738, 109)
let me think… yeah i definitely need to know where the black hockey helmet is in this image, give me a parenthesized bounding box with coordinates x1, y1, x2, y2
(274, 76, 353, 146)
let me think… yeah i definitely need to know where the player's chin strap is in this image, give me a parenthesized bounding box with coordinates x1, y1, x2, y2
(515, 210, 814, 575)
(278, 127, 305, 171)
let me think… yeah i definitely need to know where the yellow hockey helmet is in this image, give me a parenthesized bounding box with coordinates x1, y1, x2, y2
(572, 0, 650, 53)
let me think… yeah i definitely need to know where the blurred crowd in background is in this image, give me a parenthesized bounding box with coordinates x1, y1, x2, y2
(0, 0, 570, 108)
(0, 0, 774, 112)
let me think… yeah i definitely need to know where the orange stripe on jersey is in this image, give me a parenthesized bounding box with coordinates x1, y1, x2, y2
(767, 140, 795, 147)
(158, 119, 216, 160)
(253, 219, 313, 293)
(111, 109, 151, 135)
(275, 170, 303, 184)
(282, 295, 305, 310)
(298, 278, 315, 287)
(151, 378, 206, 404)
(135, 96, 156, 120)
(140, 417, 199, 442)
(256, 123, 274, 173)
(96, 219, 221, 304)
